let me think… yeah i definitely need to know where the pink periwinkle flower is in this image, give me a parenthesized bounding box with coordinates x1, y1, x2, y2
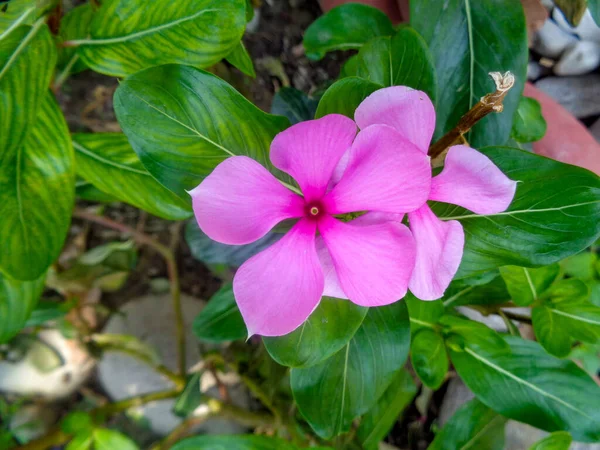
(189, 114, 432, 336)
(354, 86, 518, 300)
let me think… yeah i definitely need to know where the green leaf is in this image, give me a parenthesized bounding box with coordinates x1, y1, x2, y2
(171, 435, 298, 450)
(65, 433, 93, 450)
(303, 3, 394, 60)
(173, 373, 203, 418)
(25, 299, 73, 327)
(441, 273, 509, 308)
(342, 27, 437, 102)
(0, 272, 45, 343)
(0, 0, 52, 38)
(511, 97, 547, 143)
(590, 0, 600, 26)
(57, 3, 93, 75)
(545, 300, 600, 344)
(61, 412, 94, 435)
(75, 180, 119, 203)
(441, 315, 508, 352)
(193, 283, 247, 342)
(291, 301, 410, 439)
(429, 398, 507, 450)
(114, 64, 290, 201)
(528, 431, 572, 450)
(433, 147, 600, 278)
(449, 335, 600, 442)
(93, 429, 138, 450)
(411, 0, 528, 148)
(545, 279, 590, 303)
(357, 369, 417, 450)
(532, 306, 572, 358)
(185, 219, 281, 267)
(76, 0, 246, 77)
(315, 77, 381, 119)
(271, 87, 318, 125)
(554, 0, 587, 26)
(411, 328, 448, 389)
(72, 133, 191, 220)
(225, 41, 255, 78)
(561, 251, 597, 281)
(263, 297, 368, 368)
(499, 264, 560, 306)
(406, 294, 444, 331)
(0, 91, 74, 280)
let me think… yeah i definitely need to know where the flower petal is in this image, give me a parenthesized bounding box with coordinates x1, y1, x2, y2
(318, 215, 416, 307)
(316, 237, 347, 300)
(190, 156, 304, 245)
(408, 204, 465, 301)
(355, 86, 435, 153)
(270, 114, 357, 201)
(323, 125, 431, 214)
(429, 145, 517, 214)
(233, 219, 324, 337)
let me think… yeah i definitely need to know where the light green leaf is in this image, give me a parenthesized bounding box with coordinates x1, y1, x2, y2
(75, 180, 119, 203)
(61, 412, 94, 435)
(271, 87, 318, 125)
(0, 272, 45, 343)
(429, 398, 507, 450)
(546, 301, 600, 344)
(561, 251, 597, 281)
(193, 283, 247, 342)
(545, 279, 590, 303)
(315, 77, 381, 119)
(65, 433, 93, 450)
(72, 133, 191, 220)
(291, 302, 410, 439)
(357, 369, 417, 450)
(411, 0, 528, 148)
(263, 297, 368, 368)
(406, 293, 444, 331)
(303, 3, 394, 60)
(529, 431, 572, 450)
(411, 328, 448, 389)
(93, 429, 138, 450)
(532, 306, 571, 358)
(554, 0, 587, 26)
(114, 64, 290, 201)
(225, 41, 255, 78)
(499, 264, 560, 306)
(511, 96, 547, 143)
(433, 147, 600, 278)
(0, 0, 52, 38)
(57, 3, 93, 75)
(77, 0, 246, 77)
(171, 435, 298, 450)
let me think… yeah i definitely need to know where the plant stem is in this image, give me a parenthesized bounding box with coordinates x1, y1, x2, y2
(53, 53, 80, 92)
(428, 71, 516, 161)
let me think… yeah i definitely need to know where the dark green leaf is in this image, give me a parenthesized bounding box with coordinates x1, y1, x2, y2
(173, 373, 203, 418)
(511, 96, 547, 143)
(171, 435, 298, 450)
(343, 27, 437, 102)
(72, 133, 191, 220)
(449, 335, 600, 442)
(114, 64, 290, 201)
(528, 431, 572, 450)
(93, 429, 138, 450)
(0, 272, 45, 343)
(75, 180, 119, 203)
(57, 3, 93, 74)
(554, 0, 587, 26)
(532, 306, 572, 358)
(441, 273, 509, 308)
(263, 297, 367, 368)
(406, 294, 444, 331)
(291, 302, 410, 439)
(429, 398, 507, 450)
(441, 315, 508, 352)
(225, 41, 255, 78)
(499, 264, 560, 306)
(303, 3, 394, 60)
(25, 299, 73, 327)
(411, 0, 528, 148)
(411, 328, 448, 389)
(357, 369, 417, 450)
(545, 300, 600, 345)
(271, 87, 318, 125)
(77, 0, 246, 77)
(193, 283, 247, 342)
(315, 77, 381, 119)
(433, 147, 600, 278)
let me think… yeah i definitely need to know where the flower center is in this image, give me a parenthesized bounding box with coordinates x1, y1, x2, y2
(305, 201, 325, 219)
(310, 206, 319, 216)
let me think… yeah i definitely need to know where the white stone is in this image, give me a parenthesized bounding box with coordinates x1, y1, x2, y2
(532, 19, 577, 58)
(535, 74, 600, 118)
(555, 41, 600, 75)
(553, 8, 600, 44)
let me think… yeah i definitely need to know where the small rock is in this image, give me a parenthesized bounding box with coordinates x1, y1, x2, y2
(553, 8, 600, 44)
(527, 61, 549, 80)
(532, 19, 577, 58)
(456, 307, 509, 332)
(535, 74, 600, 118)
(554, 41, 600, 75)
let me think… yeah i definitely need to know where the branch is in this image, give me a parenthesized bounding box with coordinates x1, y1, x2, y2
(428, 71, 516, 161)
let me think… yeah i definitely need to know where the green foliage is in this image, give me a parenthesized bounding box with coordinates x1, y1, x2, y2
(271, 87, 319, 125)
(193, 283, 247, 342)
(315, 77, 381, 119)
(511, 96, 547, 143)
(590, 0, 600, 26)
(410, 328, 448, 389)
(225, 41, 256, 78)
(173, 373, 204, 418)
(0, 272, 45, 343)
(57, 3, 93, 74)
(172, 435, 299, 450)
(529, 431, 572, 450)
(554, 0, 588, 26)
(92, 428, 139, 450)
(499, 264, 560, 306)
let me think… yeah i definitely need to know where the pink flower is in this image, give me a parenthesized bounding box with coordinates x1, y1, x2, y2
(354, 86, 518, 300)
(189, 114, 432, 336)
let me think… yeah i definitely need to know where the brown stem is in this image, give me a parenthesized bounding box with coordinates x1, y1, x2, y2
(428, 71, 516, 161)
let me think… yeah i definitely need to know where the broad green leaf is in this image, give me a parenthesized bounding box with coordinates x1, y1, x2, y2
(193, 283, 247, 342)
(0, 272, 45, 343)
(434, 147, 600, 278)
(561, 251, 597, 281)
(554, 0, 587, 26)
(57, 3, 93, 75)
(343, 27, 437, 102)
(225, 41, 255, 78)
(185, 219, 281, 267)
(406, 294, 443, 331)
(429, 398, 507, 450)
(263, 297, 367, 368)
(441, 315, 508, 352)
(570, 342, 600, 377)
(271, 87, 318, 125)
(173, 373, 203, 418)
(545, 279, 590, 303)
(77, 0, 246, 77)
(93, 429, 138, 450)
(171, 435, 298, 450)
(65, 433, 93, 450)
(411, 0, 528, 148)
(315, 77, 381, 119)
(529, 431, 572, 450)
(291, 302, 410, 439)
(357, 369, 417, 450)
(410, 328, 448, 389)
(545, 301, 600, 345)
(590, 1, 600, 26)
(0, 92, 75, 280)
(532, 306, 571, 358)
(499, 264, 560, 306)
(75, 180, 119, 203)
(25, 299, 73, 327)
(303, 3, 394, 60)
(442, 273, 509, 308)
(114, 64, 290, 201)
(449, 335, 600, 442)
(0, 0, 52, 38)
(72, 133, 191, 220)
(511, 96, 547, 143)
(61, 412, 93, 435)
